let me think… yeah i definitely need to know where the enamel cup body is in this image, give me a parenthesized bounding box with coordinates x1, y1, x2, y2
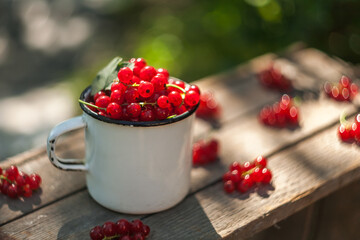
(47, 87, 197, 214)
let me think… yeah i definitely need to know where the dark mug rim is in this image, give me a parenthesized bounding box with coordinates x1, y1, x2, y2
(79, 86, 200, 127)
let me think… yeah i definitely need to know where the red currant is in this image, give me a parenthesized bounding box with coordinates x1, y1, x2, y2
(229, 162, 243, 172)
(187, 85, 200, 94)
(222, 171, 232, 182)
(6, 166, 19, 181)
(157, 68, 169, 78)
(107, 102, 123, 120)
(250, 167, 263, 183)
(140, 66, 157, 81)
(338, 124, 351, 141)
(111, 82, 127, 94)
(261, 168, 272, 183)
(174, 105, 187, 115)
(184, 90, 200, 107)
(118, 67, 133, 84)
(140, 107, 156, 122)
(155, 107, 170, 120)
(110, 90, 125, 105)
(131, 58, 147, 76)
(157, 95, 170, 109)
(151, 74, 168, 92)
(124, 88, 140, 103)
(120, 236, 132, 240)
(142, 225, 150, 237)
(243, 161, 254, 172)
(230, 170, 241, 183)
(102, 221, 117, 237)
(94, 91, 106, 102)
(15, 174, 26, 187)
(1, 180, 9, 195)
(7, 184, 18, 198)
(131, 219, 144, 234)
(168, 79, 185, 92)
(138, 81, 154, 98)
(90, 226, 104, 240)
(134, 233, 145, 240)
(95, 96, 111, 112)
(23, 184, 32, 198)
(116, 219, 130, 235)
(126, 103, 141, 118)
(28, 174, 40, 190)
(340, 76, 350, 88)
(254, 156, 267, 168)
(168, 91, 183, 107)
(223, 180, 235, 193)
(237, 175, 254, 193)
(130, 75, 140, 84)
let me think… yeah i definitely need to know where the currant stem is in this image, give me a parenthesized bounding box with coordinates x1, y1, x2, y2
(78, 99, 106, 111)
(340, 111, 348, 125)
(166, 83, 186, 93)
(103, 234, 121, 240)
(0, 175, 12, 184)
(241, 164, 262, 177)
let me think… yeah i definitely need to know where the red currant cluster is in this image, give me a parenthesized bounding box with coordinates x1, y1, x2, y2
(338, 114, 360, 142)
(90, 219, 150, 240)
(258, 64, 292, 91)
(83, 58, 200, 121)
(192, 138, 219, 165)
(196, 91, 221, 120)
(324, 76, 358, 102)
(259, 94, 299, 127)
(222, 156, 272, 194)
(0, 165, 41, 198)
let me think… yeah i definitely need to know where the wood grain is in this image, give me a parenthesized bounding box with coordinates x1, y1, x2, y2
(142, 124, 360, 240)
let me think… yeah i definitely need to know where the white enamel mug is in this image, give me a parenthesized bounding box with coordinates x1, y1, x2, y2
(47, 86, 198, 214)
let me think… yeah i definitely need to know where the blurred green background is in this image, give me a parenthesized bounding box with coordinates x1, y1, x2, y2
(75, 0, 360, 84)
(0, 0, 359, 158)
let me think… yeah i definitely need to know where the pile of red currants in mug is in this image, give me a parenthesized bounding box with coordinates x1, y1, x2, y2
(82, 58, 200, 122)
(0, 165, 41, 198)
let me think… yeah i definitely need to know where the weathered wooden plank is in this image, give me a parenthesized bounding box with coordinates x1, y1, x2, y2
(142, 124, 360, 240)
(0, 133, 86, 226)
(3, 121, 360, 239)
(190, 96, 356, 192)
(0, 191, 134, 240)
(249, 180, 360, 240)
(314, 179, 360, 240)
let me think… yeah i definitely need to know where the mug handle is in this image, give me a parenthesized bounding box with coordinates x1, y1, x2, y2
(47, 116, 88, 171)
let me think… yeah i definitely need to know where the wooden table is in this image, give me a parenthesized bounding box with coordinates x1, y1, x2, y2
(1, 44, 360, 239)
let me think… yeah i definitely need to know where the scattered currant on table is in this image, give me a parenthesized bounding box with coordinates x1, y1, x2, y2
(90, 219, 150, 240)
(222, 156, 272, 194)
(81, 58, 200, 122)
(337, 113, 360, 143)
(258, 64, 292, 92)
(0, 165, 41, 198)
(196, 91, 221, 120)
(259, 94, 299, 127)
(192, 138, 219, 165)
(324, 76, 358, 102)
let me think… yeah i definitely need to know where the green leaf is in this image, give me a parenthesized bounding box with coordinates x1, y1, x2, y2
(90, 57, 123, 95)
